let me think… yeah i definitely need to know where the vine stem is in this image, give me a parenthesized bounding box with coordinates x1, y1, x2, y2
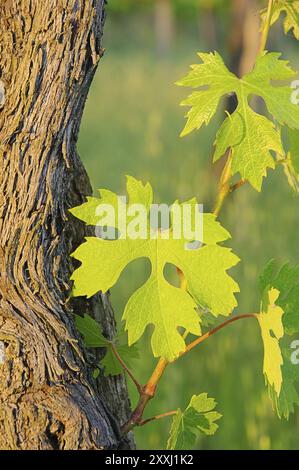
(110, 342, 143, 394)
(259, 0, 275, 54)
(213, 150, 233, 216)
(120, 358, 173, 434)
(138, 410, 177, 427)
(121, 313, 257, 434)
(230, 179, 246, 193)
(181, 314, 257, 357)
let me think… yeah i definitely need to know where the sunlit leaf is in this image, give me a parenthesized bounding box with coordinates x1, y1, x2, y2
(261, 1, 299, 40)
(167, 393, 222, 450)
(178, 52, 299, 190)
(71, 176, 239, 361)
(259, 260, 299, 417)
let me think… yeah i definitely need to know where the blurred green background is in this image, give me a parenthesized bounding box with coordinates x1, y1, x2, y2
(78, 0, 299, 450)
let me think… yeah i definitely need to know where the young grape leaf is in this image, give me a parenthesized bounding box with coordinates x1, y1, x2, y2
(259, 260, 299, 417)
(75, 314, 109, 347)
(261, 1, 299, 40)
(93, 368, 100, 379)
(70, 176, 240, 362)
(177, 52, 299, 190)
(167, 393, 222, 450)
(75, 314, 139, 377)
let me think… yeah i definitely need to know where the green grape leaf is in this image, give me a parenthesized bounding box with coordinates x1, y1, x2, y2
(75, 314, 139, 377)
(71, 176, 240, 362)
(261, 1, 299, 40)
(260, 260, 299, 335)
(268, 348, 299, 419)
(167, 393, 222, 450)
(70, 175, 153, 227)
(259, 260, 299, 417)
(214, 108, 280, 191)
(70, 189, 124, 228)
(125, 174, 153, 210)
(101, 343, 139, 377)
(177, 52, 299, 190)
(75, 314, 109, 347)
(93, 368, 100, 379)
(176, 52, 237, 137)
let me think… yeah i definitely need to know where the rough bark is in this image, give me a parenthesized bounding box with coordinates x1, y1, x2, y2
(0, 0, 133, 450)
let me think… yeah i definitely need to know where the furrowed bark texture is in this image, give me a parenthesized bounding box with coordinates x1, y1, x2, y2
(0, 0, 133, 450)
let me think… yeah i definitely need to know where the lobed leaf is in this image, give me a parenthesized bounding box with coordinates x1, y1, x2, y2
(75, 314, 109, 347)
(71, 176, 240, 362)
(167, 393, 222, 450)
(178, 52, 299, 190)
(261, 1, 299, 40)
(75, 314, 139, 377)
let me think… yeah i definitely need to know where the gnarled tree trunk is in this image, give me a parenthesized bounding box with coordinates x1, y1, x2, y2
(0, 0, 133, 450)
